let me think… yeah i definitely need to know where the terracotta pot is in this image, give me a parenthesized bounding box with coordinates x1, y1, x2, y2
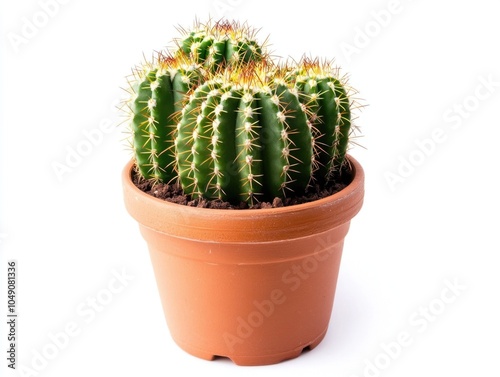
(122, 155, 364, 366)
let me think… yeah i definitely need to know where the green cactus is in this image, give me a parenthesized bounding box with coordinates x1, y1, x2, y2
(124, 21, 359, 206)
(175, 70, 316, 204)
(290, 59, 353, 183)
(174, 20, 266, 71)
(126, 57, 201, 182)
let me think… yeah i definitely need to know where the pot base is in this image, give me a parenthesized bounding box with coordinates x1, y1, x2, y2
(174, 328, 328, 366)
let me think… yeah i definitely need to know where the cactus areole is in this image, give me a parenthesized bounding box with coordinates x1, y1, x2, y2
(123, 20, 360, 206)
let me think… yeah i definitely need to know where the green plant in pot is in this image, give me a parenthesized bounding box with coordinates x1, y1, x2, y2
(122, 19, 364, 366)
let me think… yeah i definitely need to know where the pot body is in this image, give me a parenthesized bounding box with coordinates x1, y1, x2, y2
(123, 156, 364, 366)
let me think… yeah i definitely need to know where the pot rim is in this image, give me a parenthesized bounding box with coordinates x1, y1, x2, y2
(122, 155, 364, 243)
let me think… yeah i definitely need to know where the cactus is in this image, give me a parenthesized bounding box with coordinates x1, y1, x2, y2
(289, 58, 355, 183)
(126, 56, 201, 182)
(124, 21, 359, 206)
(174, 20, 266, 71)
(175, 74, 314, 204)
(173, 60, 355, 205)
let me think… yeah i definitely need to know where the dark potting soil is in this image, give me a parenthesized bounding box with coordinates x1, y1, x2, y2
(132, 165, 353, 210)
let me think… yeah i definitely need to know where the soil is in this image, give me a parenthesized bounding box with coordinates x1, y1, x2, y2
(133, 166, 353, 210)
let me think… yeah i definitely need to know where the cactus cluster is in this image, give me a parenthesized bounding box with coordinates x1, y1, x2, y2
(124, 20, 358, 205)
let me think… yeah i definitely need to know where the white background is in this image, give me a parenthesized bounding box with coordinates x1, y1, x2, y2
(1, 0, 499, 376)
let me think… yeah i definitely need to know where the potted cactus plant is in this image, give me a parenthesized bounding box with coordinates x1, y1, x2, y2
(121, 20, 364, 366)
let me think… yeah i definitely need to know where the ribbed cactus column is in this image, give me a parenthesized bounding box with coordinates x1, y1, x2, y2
(292, 61, 353, 183)
(175, 20, 265, 70)
(129, 69, 176, 182)
(175, 76, 314, 205)
(127, 59, 200, 183)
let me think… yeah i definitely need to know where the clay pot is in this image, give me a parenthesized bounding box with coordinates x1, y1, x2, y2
(122, 155, 364, 366)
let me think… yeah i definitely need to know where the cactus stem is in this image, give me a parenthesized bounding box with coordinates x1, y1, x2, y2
(125, 25, 360, 204)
